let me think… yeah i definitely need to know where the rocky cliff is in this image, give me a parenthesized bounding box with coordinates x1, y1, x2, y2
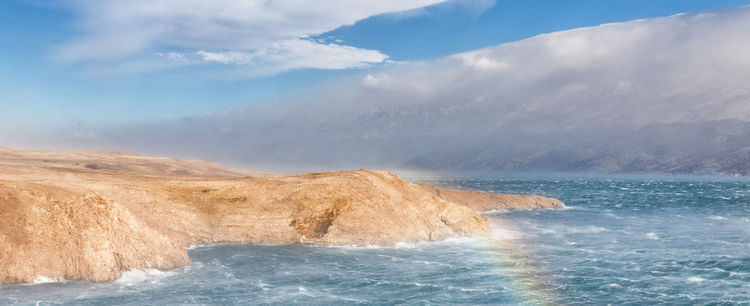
(0, 147, 561, 283)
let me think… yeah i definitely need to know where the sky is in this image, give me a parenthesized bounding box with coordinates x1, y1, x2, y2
(2, 0, 750, 172)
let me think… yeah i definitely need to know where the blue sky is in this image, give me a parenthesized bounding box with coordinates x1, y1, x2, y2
(1, 0, 749, 135)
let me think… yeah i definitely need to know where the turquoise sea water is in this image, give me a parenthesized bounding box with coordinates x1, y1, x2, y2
(2, 176, 750, 305)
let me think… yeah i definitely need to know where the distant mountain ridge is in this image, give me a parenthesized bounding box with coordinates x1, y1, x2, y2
(62, 6, 750, 175)
(403, 119, 750, 175)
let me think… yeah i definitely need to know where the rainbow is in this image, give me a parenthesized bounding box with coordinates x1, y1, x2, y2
(479, 218, 562, 305)
(397, 170, 563, 304)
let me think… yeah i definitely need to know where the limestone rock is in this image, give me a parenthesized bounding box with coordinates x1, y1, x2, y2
(0, 147, 561, 283)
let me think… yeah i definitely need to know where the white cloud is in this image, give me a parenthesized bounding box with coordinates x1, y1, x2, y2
(162, 52, 186, 62)
(458, 54, 508, 72)
(383, 0, 495, 20)
(60, 6, 750, 173)
(361, 74, 380, 88)
(57, 0, 446, 75)
(195, 39, 387, 76)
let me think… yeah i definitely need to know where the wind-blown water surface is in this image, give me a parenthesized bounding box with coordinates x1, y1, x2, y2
(2, 176, 749, 305)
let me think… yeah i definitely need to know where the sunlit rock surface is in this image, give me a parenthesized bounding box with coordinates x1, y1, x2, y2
(0, 147, 559, 283)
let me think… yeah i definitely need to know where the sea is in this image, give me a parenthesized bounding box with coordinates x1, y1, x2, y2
(2, 175, 750, 305)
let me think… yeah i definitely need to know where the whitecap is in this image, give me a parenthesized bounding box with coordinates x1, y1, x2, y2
(491, 228, 523, 240)
(458, 287, 479, 292)
(436, 236, 481, 245)
(604, 212, 620, 218)
(394, 242, 417, 249)
(687, 277, 704, 283)
(329, 244, 384, 249)
(186, 244, 209, 250)
(31, 275, 65, 284)
(328, 236, 477, 250)
(646, 233, 659, 240)
(567, 226, 609, 234)
(115, 269, 175, 286)
(709, 216, 727, 221)
(482, 209, 513, 214)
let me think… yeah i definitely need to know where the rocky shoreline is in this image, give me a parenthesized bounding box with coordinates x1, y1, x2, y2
(0, 147, 561, 284)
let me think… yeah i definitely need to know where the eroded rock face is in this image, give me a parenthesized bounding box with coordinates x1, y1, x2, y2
(0, 181, 189, 283)
(0, 148, 560, 283)
(150, 170, 490, 245)
(0, 169, 490, 283)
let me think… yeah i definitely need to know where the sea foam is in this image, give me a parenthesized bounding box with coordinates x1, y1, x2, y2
(31, 275, 65, 284)
(115, 269, 175, 286)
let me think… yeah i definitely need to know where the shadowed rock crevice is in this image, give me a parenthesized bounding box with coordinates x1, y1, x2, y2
(290, 201, 349, 240)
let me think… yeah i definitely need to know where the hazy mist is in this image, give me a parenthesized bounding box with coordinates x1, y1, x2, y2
(55, 6, 750, 174)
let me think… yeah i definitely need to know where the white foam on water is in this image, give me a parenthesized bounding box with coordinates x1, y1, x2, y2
(456, 287, 479, 292)
(482, 209, 513, 214)
(394, 242, 417, 249)
(187, 243, 251, 250)
(605, 212, 621, 218)
(115, 269, 175, 286)
(646, 233, 659, 240)
(567, 226, 609, 234)
(687, 277, 704, 283)
(333, 244, 385, 250)
(331, 236, 479, 250)
(186, 244, 209, 250)
(484, 204, 569, 215)
(709, 216, 727, 221)
(31, 275, 65, 284)
(434, 236, 479, 245)
(296, 286, 316, 297)
(490, 227, 523, 240)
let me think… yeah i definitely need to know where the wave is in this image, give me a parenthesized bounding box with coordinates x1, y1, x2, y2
(483, 204, 573, 215)
(30, 275, 66, 285)
(115, 269, 176, 286)
(687, 276, 705, 283)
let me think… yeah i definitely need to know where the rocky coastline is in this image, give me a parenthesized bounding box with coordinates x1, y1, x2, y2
(0, 147, 561, 283)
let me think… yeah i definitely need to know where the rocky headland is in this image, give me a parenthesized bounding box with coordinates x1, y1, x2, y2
(0, 147, 562, 283)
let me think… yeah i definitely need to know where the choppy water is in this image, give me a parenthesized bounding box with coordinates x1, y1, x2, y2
(3, 176, 750, 305)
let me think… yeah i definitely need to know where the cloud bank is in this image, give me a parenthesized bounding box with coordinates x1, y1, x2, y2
(68, 6, 750, 174)
(57, 0, 446, 76)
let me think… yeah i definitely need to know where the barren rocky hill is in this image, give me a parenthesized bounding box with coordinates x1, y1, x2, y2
(0, 146, 256, 178)
(0, 148, 561, 283)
